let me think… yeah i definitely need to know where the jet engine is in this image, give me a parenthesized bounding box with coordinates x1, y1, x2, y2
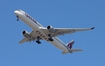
(22, 30, 31, 38)
(47, 25, 56, 33)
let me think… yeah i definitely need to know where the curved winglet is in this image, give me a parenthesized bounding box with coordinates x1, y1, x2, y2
(91, 27, 95, 30)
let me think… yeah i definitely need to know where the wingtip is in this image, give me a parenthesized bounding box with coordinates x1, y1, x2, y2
(91, 27, 95, 30)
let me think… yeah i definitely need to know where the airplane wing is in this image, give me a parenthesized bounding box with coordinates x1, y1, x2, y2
(19, 30, 42, 44)
(19, 37, 28, 44)
(40, 27, 94, 37)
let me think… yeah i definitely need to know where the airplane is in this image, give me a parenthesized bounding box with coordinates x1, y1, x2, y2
(14, 9, 94, 54)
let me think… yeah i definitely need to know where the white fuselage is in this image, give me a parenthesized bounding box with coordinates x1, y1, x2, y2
(14, 10, 68, 52)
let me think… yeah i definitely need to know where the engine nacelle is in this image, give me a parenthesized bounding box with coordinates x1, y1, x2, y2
(47, 25, 56, 33)
(22, 30, 31, 38)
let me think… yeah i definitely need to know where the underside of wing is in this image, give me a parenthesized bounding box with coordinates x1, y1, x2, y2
(19, 30, 42, 44)
(40, 27, 94, 37)
(19, 37, 28, 44)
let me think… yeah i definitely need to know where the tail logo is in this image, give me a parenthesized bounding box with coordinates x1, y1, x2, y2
(67, 40, 74, 49)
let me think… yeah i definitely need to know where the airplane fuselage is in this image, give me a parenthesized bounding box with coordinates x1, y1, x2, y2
(14, 10, 69, 52)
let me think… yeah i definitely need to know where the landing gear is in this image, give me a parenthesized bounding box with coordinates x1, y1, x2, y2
(48, 38, 54, 41)
(36, 40, 41, 44)
(36, 36, 41, 44)
(16, 16, 19, 21)
(48, 34, 54, 41)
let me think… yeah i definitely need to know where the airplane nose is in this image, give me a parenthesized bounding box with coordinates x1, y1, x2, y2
(14, 10, 20, 15)
(14, 10, 19, 15)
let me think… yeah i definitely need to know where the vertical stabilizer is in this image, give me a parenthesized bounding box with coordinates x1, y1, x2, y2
(67, 40, 74, 49)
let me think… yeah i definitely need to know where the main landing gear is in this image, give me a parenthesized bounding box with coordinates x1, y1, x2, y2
(36, 34, 54, 44)
(48, 34, 54, 41)
(36, 36, 41, 44)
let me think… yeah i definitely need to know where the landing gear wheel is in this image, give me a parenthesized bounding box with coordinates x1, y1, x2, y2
(36, 36, 41, 44)
(36, 41, 41, 44)
(17, 18, 19, 21)
(48, 34, 51, 37)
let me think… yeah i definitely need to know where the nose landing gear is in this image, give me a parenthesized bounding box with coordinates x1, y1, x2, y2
(16, 16, 19, 21)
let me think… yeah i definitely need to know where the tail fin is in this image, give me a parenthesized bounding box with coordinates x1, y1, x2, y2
(63, 40, 83, 54)
(66, 40, 74, 49)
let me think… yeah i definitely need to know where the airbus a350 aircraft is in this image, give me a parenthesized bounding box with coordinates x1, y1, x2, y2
(14, 9, 94, 54)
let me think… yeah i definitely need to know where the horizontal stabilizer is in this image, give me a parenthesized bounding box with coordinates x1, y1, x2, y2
(70, 49, 83, 52)
(62, 49, 83, 54)
(62, 51, 68, 54)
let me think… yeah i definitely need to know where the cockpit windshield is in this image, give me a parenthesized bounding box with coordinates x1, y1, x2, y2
(17, 9, 25, 14)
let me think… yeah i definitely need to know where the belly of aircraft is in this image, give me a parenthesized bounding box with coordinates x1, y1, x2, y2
(50, 38, 68, 52)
